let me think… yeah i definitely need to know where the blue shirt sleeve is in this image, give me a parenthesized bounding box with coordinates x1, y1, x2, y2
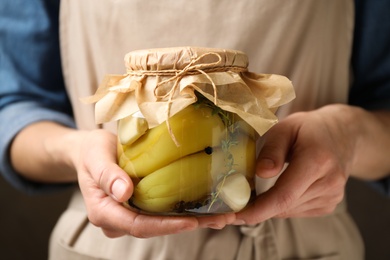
(349, 0, 390, 196)
(349, 0, 390, 110)
(0, 0, 76, 193)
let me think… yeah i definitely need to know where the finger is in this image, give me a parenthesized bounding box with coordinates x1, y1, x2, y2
(102, 228, 127, 238)
(126, 214, 199, 238)
(85, 192, 199, 238)
(84, 159, 133, 202)
(99, 163, 133, 202)
(275, 205, 337, 218)
(197, 213, 236, 229)
(234, 184, 300, 225)
(276, 204, 338, 218)
(237, 152, 320, 224)
(82, 134, 133, 202)
(256, 121, 295, 179)
(273, 195, 339, 218)
(274, 181, 344, 218)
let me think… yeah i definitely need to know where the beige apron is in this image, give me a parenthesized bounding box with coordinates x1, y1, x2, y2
(50, 0, 364, 259)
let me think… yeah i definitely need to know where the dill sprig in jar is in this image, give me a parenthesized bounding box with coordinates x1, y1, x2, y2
(84, 46, 295, 215)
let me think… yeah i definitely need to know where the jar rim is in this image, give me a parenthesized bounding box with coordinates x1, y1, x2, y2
(124, 46, 249, 72)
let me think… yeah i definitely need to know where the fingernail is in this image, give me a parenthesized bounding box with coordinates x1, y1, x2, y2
(111, 179, 127, 200)
(232, 219, 246, 225)
(207, 223, 225, 230)
(258, 158, 275, 169)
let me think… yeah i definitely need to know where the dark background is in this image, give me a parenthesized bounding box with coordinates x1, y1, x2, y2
(0, 176, 389, 260)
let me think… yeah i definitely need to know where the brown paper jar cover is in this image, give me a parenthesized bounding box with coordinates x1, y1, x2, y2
(84, 46, 295, 136)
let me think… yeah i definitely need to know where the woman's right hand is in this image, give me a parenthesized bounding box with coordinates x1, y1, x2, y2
(74, 129, 236, 238)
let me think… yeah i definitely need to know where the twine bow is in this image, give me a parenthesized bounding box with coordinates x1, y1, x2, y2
(152, 52, 222, 104)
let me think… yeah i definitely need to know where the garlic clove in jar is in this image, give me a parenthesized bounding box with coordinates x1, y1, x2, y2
(118, 112, 148, 145)
(217, 173, 251, 212)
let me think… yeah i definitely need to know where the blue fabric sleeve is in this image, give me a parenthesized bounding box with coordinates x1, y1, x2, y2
(0, 0, 76, 193)
(349, 0, 390, 110)
(349, 0, 390, 196)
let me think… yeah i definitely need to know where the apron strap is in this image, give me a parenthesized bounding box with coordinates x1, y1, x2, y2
(237, 222, 279, 260)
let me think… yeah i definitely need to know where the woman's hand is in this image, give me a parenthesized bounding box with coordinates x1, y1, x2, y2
(74, 129, 197, 238)
(235, 104, 390, 225)
(74, 129, 236, 237)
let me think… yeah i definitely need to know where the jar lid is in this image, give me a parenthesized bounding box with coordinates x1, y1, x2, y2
(124, 46, 249, 73)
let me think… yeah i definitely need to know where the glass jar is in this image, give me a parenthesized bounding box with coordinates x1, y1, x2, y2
(87, 46, 295, 215)
(117, 94, 258, 215)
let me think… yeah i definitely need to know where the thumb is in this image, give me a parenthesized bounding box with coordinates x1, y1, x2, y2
(101, 164, 133, 202)
(256, 123, 292, 179)
(80, 130, 134, 203)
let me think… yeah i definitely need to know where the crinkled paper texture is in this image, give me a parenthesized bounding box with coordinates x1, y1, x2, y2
(83, 71, 295, 136)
